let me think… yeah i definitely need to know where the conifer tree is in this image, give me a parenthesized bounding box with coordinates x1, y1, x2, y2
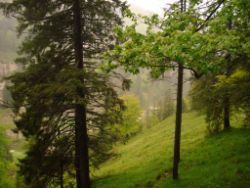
(1, 0, 126, 187)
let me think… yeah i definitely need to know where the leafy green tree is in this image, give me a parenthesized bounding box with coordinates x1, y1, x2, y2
(190, 0, 250, 133)
(104, 0, 250, 179)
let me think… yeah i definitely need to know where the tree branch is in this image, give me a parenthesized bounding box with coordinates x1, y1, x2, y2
(196, 0, 225, 32)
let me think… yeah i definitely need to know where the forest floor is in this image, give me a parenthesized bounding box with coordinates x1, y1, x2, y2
(93, 112, 250, 188)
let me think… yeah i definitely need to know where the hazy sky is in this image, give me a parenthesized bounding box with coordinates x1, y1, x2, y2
(127, 0, 176, 14)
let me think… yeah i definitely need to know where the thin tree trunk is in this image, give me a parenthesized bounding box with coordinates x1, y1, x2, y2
(172, 0, 186, 180)
(173, 63, 184, 180)
(73, 0, 91, 188)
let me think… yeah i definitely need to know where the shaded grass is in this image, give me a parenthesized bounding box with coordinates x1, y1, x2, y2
(93, 113, 250, 188)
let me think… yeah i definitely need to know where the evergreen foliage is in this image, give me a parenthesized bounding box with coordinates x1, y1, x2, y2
(0, 0, 127, 187)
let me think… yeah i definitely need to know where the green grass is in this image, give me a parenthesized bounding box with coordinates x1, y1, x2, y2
(93, 112, 250, 188)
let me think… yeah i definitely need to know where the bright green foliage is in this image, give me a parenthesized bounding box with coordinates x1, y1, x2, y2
(115, 94, 142, 141)
(104, 2, 215, 76)
(190, 0, 250, 132)
(103, 0, 249, 137)
(93, 113, 250, 188)
(105, 0, 249, 84)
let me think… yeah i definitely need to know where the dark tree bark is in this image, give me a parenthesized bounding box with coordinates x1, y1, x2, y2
(73, 0, 91, 188)
(172, 0, 186, 180)
(173, 63, 184, 180)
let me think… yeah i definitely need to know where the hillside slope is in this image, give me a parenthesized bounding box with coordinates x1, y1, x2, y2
(93, 113, 250, 188)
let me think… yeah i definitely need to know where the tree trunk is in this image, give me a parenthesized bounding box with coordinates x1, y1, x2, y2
(223, 95, 230, 129)
(172, 0, 186, 180)
(73, 0, 91, 188)
(173, 63, 184, 180)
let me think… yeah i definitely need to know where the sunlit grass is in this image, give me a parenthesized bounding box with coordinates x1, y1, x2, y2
(93, 112, 250, 188)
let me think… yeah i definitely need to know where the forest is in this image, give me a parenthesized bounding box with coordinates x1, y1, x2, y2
(0, 0, 249, 188)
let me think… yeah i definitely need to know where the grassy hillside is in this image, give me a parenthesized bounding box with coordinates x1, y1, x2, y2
(93, 113, 250, 188)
